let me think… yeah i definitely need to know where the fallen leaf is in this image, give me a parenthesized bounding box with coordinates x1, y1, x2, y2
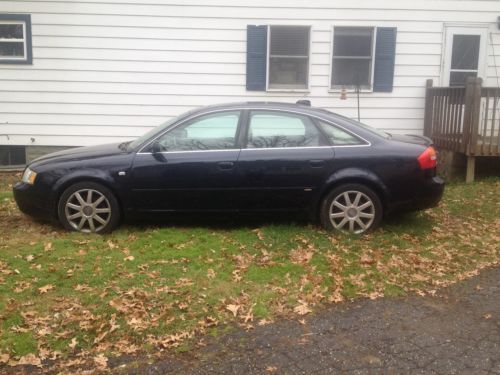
(16, 353, 42, 367)
(266, 366, 278, 373)
(294, 301, 312, 316)
(38, 284, 54, 294)
(25, 255, 34, 262)
(94, 354, 108, 369)
(44, 242, 53, 251)
(226, 304, 240, 317)
(207, 269, 216, 279)
(0, 353, 10, 364)
(124, 255, 135, 261)
(69, 337, 78, 349)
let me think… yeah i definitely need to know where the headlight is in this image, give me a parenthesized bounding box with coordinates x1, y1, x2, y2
(22, 167, 37, 185)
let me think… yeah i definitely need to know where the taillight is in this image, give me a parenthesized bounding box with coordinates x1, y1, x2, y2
(417, 146, 437, 170)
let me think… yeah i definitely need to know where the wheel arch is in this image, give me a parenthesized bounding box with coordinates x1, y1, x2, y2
(53, 171, 123, 217)
(315, 168, 390, 219)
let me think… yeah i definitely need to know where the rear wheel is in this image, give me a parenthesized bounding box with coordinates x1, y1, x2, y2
(320, 183, 382, 234)
(58, 182, 121, 233)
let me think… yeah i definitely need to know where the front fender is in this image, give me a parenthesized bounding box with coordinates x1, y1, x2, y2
(50, 169, 120, 203)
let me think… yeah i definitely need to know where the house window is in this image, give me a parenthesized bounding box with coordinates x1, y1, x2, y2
(268, 26, 310, 90)
(331, 27, 374, 89)
(449, 35, 480, 86)
(0, 146, 26, 166)
(0, 14, 32, 64)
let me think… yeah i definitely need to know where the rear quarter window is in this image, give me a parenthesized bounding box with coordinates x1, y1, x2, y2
(318, 120, 366, 145)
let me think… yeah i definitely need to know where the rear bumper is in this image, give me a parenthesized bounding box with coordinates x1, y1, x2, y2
(13, 182, 56, 220)
(387, 176, 445, 214)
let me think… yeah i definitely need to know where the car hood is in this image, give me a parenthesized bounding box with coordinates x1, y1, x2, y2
(30, 142, 128, 167)
(389, 134, 433, 146)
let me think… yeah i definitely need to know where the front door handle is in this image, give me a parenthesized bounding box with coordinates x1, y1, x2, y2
(309, 160, 325, 168)
(218, 161, 235, 170)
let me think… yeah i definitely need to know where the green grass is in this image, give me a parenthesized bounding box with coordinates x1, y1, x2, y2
(0, 175, 498, 370)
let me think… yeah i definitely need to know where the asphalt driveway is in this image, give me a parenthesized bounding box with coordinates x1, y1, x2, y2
(128, 266, 500, 374)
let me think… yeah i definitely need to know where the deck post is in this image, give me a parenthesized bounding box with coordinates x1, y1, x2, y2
(465, 155, 476, 183)
(423, 79, 433, 137)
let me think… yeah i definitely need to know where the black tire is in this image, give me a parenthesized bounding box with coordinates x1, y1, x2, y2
(58, 181, 121, 234)
(320, 183, 383, 234)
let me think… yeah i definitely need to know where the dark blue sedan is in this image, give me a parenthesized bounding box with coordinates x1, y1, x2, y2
(13, 102, 444, 234)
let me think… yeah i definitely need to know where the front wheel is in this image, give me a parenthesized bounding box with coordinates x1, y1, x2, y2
(320, 183, 383, 234)
(58, 182, 121, 233)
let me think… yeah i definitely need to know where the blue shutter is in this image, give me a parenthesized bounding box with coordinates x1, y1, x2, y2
(246, 25, 267, 91)
(373, 27, 397, 92)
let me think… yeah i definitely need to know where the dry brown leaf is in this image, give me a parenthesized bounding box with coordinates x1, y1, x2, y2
(38, 284, 54, 294)
(16, 353, 42, 367)
(266, 366, 278, 373)
(226, 304, 240, 317)
(124, 255, 135, 261)
(207, 269, 216, 279)
(0, 353, 10, 364)
(69, 337, 78, 350)
(94, 354, 108, 369)
(44, 242, 53, 251)
(294, 301, 312, 316)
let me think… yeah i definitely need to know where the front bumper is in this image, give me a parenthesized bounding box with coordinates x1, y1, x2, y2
(13, 182, 56, 220)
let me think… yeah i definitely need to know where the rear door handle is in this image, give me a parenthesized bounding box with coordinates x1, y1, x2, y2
(218, 161, 235, 170)
(309, 160, 325, 168)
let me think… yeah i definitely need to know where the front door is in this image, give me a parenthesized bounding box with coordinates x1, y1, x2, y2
(442, 25, 488, 86)
(236, 110, 334, 212)
(130, 110, 242, 212)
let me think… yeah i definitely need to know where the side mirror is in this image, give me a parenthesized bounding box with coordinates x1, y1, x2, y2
(151, 141, 162, 154)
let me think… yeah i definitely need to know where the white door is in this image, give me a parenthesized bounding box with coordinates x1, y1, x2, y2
(442, 25, 488, 86)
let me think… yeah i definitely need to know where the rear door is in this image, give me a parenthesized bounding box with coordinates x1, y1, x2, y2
(236, 110, 334, 212)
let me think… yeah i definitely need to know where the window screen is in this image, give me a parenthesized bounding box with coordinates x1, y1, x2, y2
(331, 27, 374, 89)
(449, 34, 480, 87)
(269, 26, 310, 89)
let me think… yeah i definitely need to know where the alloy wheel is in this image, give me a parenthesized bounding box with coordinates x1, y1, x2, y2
(329, 190, 375, 234)
(64, 189, 111, 233)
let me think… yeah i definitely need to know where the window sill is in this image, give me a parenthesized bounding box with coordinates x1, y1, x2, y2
(266, 89, 311, 93)
(328, 88, 374, 94)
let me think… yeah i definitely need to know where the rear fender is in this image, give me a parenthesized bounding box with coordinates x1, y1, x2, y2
(316, 167, 390, 211)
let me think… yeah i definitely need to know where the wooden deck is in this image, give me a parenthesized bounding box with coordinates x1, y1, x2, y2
(424, 77, 500, 182)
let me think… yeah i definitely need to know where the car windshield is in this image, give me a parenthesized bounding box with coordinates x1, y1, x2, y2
(127, 115, 184, 150)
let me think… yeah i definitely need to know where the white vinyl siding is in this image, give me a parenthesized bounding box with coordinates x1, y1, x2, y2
(0, 0, 499, 147)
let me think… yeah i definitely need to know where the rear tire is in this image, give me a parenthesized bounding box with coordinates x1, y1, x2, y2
(58, 182, 121, 234)
(320, 183, 383, 234)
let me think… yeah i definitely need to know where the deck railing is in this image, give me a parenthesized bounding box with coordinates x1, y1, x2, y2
(424, 77, 500, 157)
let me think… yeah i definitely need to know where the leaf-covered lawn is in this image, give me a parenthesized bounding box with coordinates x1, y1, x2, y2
(0, 173, 499, 372)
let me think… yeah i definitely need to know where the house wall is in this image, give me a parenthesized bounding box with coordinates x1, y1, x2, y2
(0, 0, 500, 148)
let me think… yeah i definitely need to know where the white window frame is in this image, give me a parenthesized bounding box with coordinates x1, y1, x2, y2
(441, 23, 489, 86)
(329, 26, 377, 93)
(266, 25, 312, 92)
(0, 20, 28, 62)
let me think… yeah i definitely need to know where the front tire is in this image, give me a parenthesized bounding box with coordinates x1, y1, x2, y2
(58, 182, 121, 233)
(320, 183, 383, 234)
